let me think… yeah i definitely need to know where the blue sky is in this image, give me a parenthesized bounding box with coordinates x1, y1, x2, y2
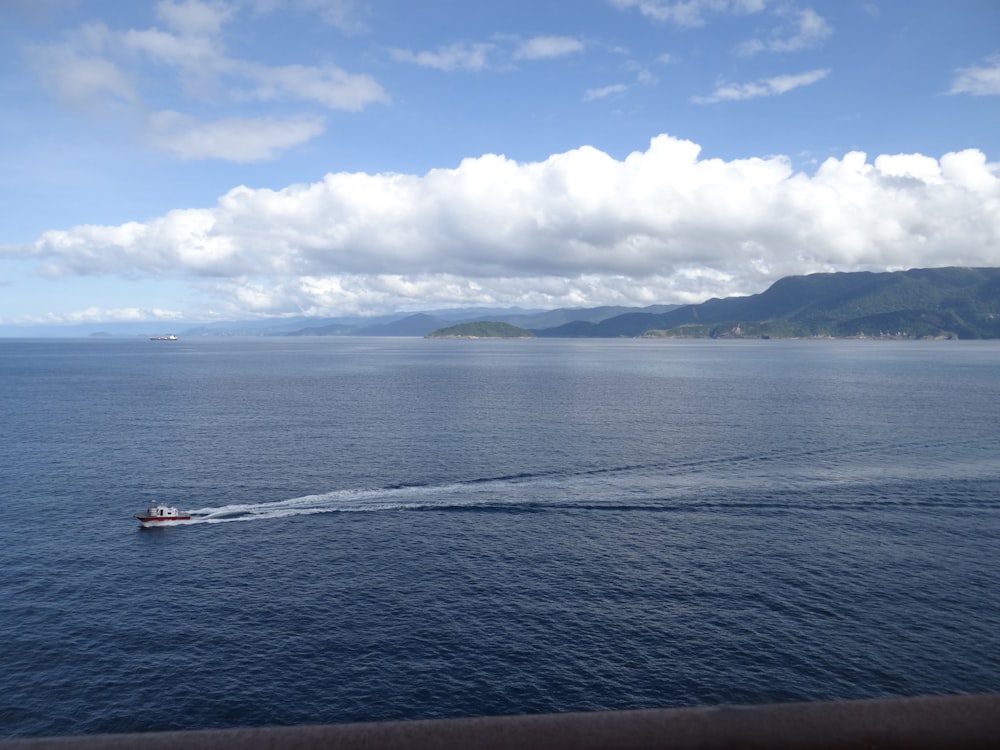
(1, 0, 999, 327)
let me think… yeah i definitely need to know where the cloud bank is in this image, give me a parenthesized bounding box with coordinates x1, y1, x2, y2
(9, 135, 1000, 319)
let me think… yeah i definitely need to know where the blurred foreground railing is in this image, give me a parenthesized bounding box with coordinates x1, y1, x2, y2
(3, 693, 998, 749)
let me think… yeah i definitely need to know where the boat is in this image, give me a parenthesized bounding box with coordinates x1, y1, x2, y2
(150, 335, 177, 341)
(135, 504, 191, 526)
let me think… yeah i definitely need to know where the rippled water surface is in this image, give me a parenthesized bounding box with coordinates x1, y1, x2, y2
(2, 337, 999, 737)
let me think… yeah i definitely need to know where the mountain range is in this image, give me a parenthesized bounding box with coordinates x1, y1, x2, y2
(298, 266, 1000, 339)
(533, 266, 1000, 339)
(416, 266, 1000, 340)
(5, 267, 997, 339)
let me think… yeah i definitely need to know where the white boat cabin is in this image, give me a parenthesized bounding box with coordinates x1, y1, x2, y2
(140, 505, 185, 518)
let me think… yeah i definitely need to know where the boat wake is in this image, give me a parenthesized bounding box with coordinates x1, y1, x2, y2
(184, 478, 543, 524)
(177, 434, 1000, 525)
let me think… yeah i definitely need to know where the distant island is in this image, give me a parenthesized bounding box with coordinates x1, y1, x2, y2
(426, 321, 536, 339)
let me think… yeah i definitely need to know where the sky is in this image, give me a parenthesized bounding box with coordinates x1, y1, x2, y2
(1, 0, 999, 327)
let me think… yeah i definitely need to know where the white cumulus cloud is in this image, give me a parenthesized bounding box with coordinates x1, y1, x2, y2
(9, 135, 1000, 318)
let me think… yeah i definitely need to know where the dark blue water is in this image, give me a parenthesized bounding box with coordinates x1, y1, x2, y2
(2, 338, 999, 738)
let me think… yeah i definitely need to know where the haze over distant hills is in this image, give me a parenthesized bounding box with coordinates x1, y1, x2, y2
(3, 268, 998, 340)
(286, 304, 680, 338)
(0, 304, 678, 338)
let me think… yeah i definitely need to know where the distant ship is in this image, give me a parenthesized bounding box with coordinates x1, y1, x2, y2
(150, 335, 178, 341)
(135, 504, 191, 527)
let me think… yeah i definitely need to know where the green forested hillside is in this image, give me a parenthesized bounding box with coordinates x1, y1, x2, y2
(534, 267, 1000, 339)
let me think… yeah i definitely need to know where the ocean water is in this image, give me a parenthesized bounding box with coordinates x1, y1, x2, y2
(1, 337, 999, 738)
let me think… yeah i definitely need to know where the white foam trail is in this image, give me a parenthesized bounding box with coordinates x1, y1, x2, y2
(176, 437, 1000, 526)
(183, 479, 521, 524)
